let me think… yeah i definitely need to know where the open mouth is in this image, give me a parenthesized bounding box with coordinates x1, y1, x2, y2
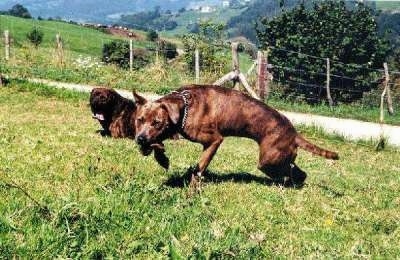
(92, 113, 105, 121)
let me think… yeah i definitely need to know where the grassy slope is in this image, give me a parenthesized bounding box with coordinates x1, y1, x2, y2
(0, 81, 399, 258)
(160, 7, 246, 37)
(0, 15, 151, 56)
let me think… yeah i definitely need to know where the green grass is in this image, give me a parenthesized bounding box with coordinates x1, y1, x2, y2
(0, 15, 152, 56)
(268, 94, 400, 126)
(1, 81, 399, 258)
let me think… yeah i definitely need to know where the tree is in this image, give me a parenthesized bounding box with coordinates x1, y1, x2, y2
(147, 30, 159, 42)
(102, 40, 151, 69)
(257, 0, 390, 103)
(187, 23, 200, 34)
(181, 21, 228, 74)
(120, 6, 177, 31)
(26, 27, 44, 47)
(159, 41, 178, 60)
(8, 4, 32, 19)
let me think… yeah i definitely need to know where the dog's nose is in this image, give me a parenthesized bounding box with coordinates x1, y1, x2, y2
(137, 135, 147, 145)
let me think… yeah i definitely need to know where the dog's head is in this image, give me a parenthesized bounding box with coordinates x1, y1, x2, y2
(132, 92, 180, 152)
(90, 88, 122, 133)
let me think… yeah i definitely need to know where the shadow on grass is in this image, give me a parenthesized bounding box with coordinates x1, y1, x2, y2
(96, 129, 111, 137)
(164, 167, 305, 189)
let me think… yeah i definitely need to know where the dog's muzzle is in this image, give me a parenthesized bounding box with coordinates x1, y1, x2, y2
(136, 135, 147, 146)
(92, 113, 105, 121)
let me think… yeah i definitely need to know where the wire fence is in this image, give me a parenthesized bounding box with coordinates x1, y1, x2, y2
(0, 20, 399, 123)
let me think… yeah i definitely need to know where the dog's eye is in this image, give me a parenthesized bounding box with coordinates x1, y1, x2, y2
(152, 119, 162, 127)
(137, 117, 144, 124)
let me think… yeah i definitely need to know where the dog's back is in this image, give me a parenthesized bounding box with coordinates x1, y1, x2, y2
(177, 85, 337, 160)
(177, 85, 297, 142)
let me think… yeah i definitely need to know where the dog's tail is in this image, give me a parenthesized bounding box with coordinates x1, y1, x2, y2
(295, 135, 339, 160)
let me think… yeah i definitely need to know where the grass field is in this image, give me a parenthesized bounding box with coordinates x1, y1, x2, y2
(0, 15, 152, 56)
(0, 81, 399, 258)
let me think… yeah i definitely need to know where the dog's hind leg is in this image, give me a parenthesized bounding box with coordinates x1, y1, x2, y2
(257, 141, 306, 186)
(258, 160, 307, 187)
(287, 163, 307, 187)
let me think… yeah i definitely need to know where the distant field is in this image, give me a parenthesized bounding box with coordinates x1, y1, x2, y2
(0, 81, 399, 258)
(376, 1, 400, 10)
(161, 7, 246, 37)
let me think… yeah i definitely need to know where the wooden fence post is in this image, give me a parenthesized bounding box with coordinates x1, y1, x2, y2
(326, 58, 334, 108)
(195, 48, 200, 84)
(232, 42, 240, 90)
(4, 30, 10, 61)
(155, 40, 160, 63)
(257, 51, 266, 100)
(213, 42, 260, 100)
(265, 49, 271, 101)
(380, 63, 389, 123)
(56, 33, 64, 66)
(384, 63, 394, 115)
(130, 39, 133, 72)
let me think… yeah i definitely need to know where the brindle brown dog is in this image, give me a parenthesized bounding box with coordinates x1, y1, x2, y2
(90, 87, 170, 169)
(133, 85, 339, 185)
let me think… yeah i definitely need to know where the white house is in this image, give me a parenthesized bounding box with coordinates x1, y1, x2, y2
(200, 6, 216, 13)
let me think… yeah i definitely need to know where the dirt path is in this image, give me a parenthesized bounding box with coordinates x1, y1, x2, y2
(29, 78, 400, 147)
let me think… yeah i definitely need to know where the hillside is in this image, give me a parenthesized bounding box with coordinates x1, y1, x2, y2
(161, 7, 246, 37)
(0, 0, 220, 23)
(0, 15, 151, 56)
(226, 0, 302, 42)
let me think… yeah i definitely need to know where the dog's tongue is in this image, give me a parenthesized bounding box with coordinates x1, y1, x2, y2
(93, 113, 105, 121)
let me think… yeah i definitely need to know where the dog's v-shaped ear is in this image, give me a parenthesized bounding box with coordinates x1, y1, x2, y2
(161, 102, 180, 125)
(133, 91, 147, 105)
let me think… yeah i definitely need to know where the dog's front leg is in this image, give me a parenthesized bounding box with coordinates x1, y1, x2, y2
(194, 135, 224, 177)
(190, 136, 223, 192)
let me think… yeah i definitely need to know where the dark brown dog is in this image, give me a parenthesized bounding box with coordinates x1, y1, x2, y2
(133, 85, 339, 185)
(90, 87, 170, 169)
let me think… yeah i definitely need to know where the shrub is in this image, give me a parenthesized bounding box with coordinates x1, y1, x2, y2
(160, 41, 178, 60)
(102, 40, 151, 69)
(147, 30, 159, 42)
(257, 0, 390, 104)
(8, 4, 32, 19)
(26, 27, 44, 47)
